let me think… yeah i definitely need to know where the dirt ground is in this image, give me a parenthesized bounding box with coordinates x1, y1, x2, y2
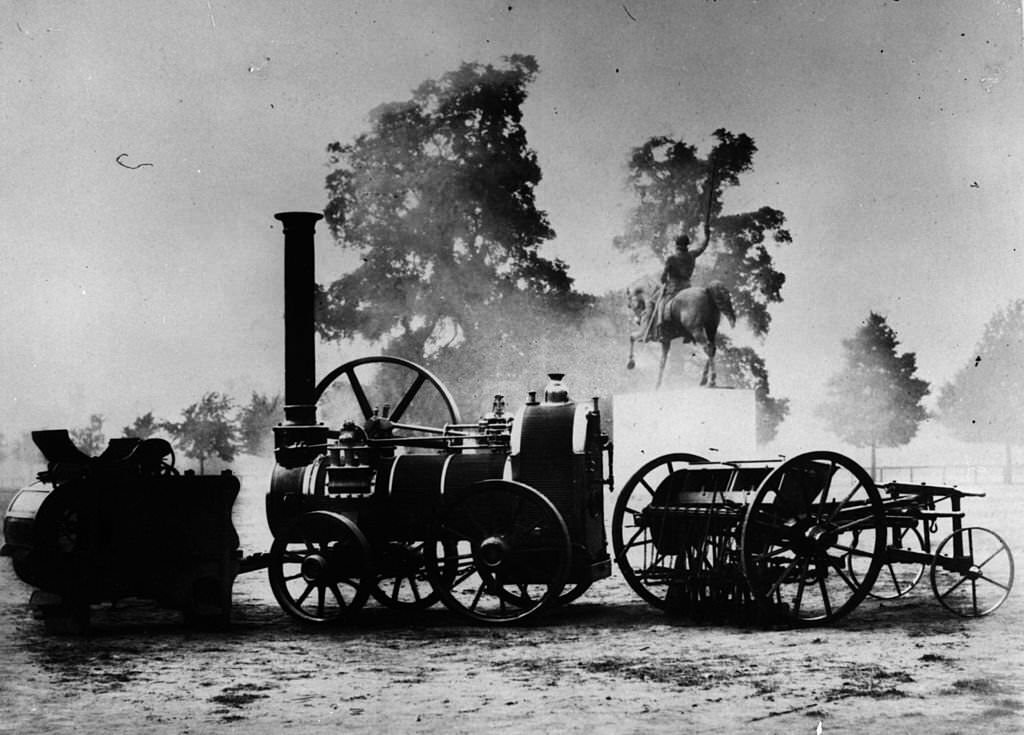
(1, 479, 1022, 735)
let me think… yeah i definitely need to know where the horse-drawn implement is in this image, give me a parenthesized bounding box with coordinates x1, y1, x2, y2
(613, 451, 1014, 625)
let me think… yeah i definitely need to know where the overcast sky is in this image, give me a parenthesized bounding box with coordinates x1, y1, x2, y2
(2, 0, 1022, 441)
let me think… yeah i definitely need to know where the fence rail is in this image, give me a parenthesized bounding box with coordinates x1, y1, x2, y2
(875, 464, 1024, 485)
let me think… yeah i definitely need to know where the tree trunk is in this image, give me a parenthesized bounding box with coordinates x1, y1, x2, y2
(870, 441, 877, 482)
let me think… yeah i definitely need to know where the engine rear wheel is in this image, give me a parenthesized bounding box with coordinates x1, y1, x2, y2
(427, 480, 570, 624)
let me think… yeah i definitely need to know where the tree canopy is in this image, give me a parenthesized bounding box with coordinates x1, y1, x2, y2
(122, 411, 160, 439)
(70, 414, 106, 456)
(320, 54, 580, 362)
(162, 393, 238, 474)
(817, 313, 930, 474)
(237, 392, 283, 456)
(937, 299, 1024, 481)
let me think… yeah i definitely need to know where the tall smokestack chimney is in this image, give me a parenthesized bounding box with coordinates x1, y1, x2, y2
(272, 211, 328, 468)
(275, 211, 322, 426)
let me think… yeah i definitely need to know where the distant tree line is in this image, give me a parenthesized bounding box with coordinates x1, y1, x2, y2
(816, 301, 1024, 482)
(0, 392, 284, 478)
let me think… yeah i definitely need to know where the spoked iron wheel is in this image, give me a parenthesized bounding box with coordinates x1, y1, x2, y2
(371, 540, 450, 610)
(850, 525, 927, 600)
(740, 451, 886, 625)
(427, 480, 571, 624)
(930, 526, 1014, 617)
(313, 356, 461, 437)
(268, 511, 372, 625)
(611, 453, 708, 609)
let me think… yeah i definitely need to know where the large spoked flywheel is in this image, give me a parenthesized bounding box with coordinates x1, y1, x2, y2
(313, 356, 461, 436)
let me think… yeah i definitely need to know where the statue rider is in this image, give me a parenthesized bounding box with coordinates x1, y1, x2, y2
(639, 233, 709, 341)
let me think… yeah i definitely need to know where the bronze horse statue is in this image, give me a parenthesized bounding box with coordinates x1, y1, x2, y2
(626, 278, 736, 389)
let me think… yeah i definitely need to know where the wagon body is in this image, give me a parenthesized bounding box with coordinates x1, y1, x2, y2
(2, 430, 240, 628)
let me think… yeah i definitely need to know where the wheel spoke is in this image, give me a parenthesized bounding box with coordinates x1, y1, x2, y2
(792, 557, 810, 615)
(468, 581, 486, 611)
(830, 560, 860, 593)
(818, 573, 833, 617)
(976, 574, 1011, 591)
(295, 582, 315, 606)
(814, 460, 836, 523)
(975, 547, 1006, 570)
(328, 583, 347, 608)
(390, 373, 427, 423)
(767, 556, 799, 598)
(344, 367, 374, 419)
(825, 480, 864, 525)
(936, 574, 968, 599)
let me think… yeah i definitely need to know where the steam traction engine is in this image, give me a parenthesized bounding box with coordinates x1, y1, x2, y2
(263, 213, 611, 624)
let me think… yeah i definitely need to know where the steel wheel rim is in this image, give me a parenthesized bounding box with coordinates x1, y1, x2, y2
(268, 511, 372, 624)
(611, 453, 708, 609)
(930, 526, 1014, 617)
(428, 480, 570, 624)
(740, 451, 885, 625)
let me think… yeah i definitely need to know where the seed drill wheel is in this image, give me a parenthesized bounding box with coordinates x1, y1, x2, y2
(850, 525, 927, 600)
(268, 511, 372, 625)
(740, 451, 886, 625)
(930, 526, 1014, 617)
(611, 453, 708, 609)
(313, 355, 462, 431)
(427, 480, 571, 624)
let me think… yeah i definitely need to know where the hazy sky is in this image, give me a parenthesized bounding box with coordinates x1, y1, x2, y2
(2, 0, 1022, 440)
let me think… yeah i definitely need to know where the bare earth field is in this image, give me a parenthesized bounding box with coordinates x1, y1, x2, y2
(1, 479, 1022, 735)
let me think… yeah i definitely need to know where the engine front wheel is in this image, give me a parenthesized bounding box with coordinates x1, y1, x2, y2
(268, 511, 372, 625)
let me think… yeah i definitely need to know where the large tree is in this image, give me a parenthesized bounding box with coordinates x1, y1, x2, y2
(816, 313, 930, 477)
(162, 393, 238, 474)
(614, 130, 791, 440)
(320, 54, 579, 364)
(70, 414, 106, 456)
(937, 299, 1024, 483)
(122, 412, 160, 439)
(237, 392, 283, 456)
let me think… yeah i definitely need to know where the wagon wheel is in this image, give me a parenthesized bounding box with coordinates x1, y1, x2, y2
(371, 540, 455, 610)
(268, 511, 372, 625)
(611, 453, 708, 609)
(426, 480, 571, 624)
(313, 356, 461, 437)
(930, 526, 1014, 617)
(740, 451, 886, 625)
(556, 579, 593, 606)
(849, 525, 927, 600)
